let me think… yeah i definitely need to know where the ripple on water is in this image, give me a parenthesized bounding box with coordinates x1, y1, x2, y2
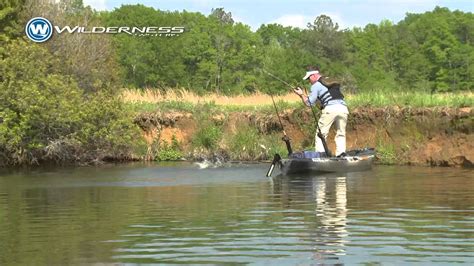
(1, 165, 473, 265)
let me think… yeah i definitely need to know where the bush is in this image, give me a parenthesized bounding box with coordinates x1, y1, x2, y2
(228, 124, 260, 160)
(157, 136, 183, 161)
(376, 140, 397, 165)
(264, 134, 293, 158)
(192, 124, 222, 151)
(74, 91, 145, 162)
(0, 39, 143, 165)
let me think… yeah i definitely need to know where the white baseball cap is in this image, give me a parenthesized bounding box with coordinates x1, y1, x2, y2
(302, 70, 319, 80)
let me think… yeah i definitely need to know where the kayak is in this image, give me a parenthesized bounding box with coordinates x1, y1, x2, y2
(276, 148, 375, 175)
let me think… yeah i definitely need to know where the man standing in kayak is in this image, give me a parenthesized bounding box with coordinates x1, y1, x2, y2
(293, 66, 349, 157)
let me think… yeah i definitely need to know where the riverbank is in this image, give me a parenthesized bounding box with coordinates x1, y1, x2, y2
(133, 106, 473, 168)
(2, 86, 472, 167)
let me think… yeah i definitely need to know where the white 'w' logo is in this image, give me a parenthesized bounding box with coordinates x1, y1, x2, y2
(29, 23, 49, 35)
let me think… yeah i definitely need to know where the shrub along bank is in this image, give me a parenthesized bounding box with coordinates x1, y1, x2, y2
(0, 40, 146, 166)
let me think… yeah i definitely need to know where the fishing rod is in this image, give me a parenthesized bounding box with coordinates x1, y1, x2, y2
(297, 89, 332, 157)
(262, 69, 332, 157)
(270, 94, 292, 156)
(262, 69, 293, 88)
(265, 90, 292, 177)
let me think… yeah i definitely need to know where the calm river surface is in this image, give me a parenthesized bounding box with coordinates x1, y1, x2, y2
(0, 163, 472, 265)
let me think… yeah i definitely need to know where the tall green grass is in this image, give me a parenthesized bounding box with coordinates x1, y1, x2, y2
(226, 127, 290, 161)
(346, 91, 473, 108)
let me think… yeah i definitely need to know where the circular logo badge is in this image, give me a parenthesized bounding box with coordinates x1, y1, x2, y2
(25, 17, 53, 42)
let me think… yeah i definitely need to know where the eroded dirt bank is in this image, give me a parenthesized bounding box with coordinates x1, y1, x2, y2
(134, 107, 473, 168)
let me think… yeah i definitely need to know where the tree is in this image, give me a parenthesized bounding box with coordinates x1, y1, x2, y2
(210, 7, 234, 25)
(0, 0, 26, 44)
(209, 8, 234, 93)
(305, 15, 346, 62)
(22, 0, 121, 92)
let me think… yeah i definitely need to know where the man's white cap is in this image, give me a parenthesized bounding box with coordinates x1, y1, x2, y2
(302, 70, 319, 80)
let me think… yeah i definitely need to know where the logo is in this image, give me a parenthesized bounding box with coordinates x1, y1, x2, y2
(25, 17, 53, 42)
(25, 16, 185, 42)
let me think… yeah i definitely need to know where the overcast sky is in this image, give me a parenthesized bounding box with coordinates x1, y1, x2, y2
(84, 0, 473, 30)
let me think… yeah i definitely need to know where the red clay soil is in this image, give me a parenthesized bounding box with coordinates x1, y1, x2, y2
(135, 107, 473, 168)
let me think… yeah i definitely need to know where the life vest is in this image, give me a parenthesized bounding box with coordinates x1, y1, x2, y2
(317, 77, 344, 108)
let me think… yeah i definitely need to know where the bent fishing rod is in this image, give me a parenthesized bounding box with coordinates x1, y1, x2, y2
(266, 97, 289, 177)
(270, 94, 292, 156)
(265, 89, 292, 177)
(262, 69, 332, 157)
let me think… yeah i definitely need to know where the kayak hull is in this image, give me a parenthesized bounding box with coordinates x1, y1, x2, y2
(278, 149, 375, 175)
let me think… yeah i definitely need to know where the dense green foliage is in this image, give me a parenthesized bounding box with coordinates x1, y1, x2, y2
(104, 5, 473, 94)
(226, 125, 288, 161)
(0, 39, 143, 165)
(0, 0, 25, 44)
(157, 136, 183, 161)
(0, 0, 144, 165)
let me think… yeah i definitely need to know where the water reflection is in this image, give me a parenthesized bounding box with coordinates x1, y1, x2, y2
(270, 174, 349, 260)
(0, 164, 473, 264)
(109, 173, 355, 264)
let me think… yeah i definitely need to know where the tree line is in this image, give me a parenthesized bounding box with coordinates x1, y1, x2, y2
(102, 4, 473, 94)
(2, 1, 472, 95)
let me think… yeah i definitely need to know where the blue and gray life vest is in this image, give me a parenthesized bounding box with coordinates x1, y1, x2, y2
(317, 77, 344, 108)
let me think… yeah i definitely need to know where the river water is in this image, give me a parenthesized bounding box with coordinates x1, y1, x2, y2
(0, 163, 472, 265)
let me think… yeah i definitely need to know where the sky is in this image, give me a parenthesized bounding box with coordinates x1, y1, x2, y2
(84, 0, 473, 30)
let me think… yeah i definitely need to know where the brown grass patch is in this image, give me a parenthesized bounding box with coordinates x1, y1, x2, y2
(122, 88, 300, 106)
(122, 88, 473, 108)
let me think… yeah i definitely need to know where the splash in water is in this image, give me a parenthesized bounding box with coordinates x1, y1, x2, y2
(194, 160, 213, 169)
(194, 155, 227, 169)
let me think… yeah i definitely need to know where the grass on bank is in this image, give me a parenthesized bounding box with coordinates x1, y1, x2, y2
(123, 88, 473, 113)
